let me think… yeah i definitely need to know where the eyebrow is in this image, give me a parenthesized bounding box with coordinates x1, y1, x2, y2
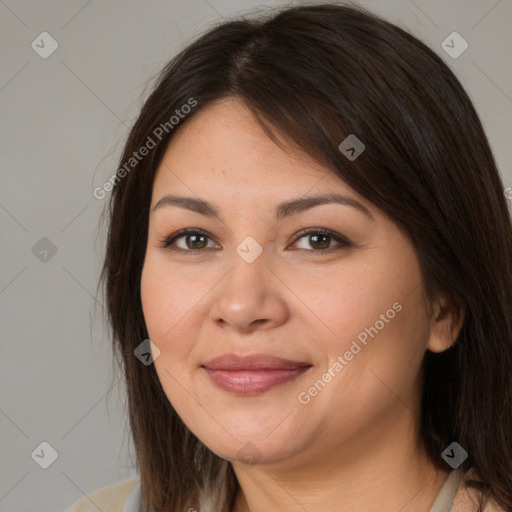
(152, 193, 373, 221)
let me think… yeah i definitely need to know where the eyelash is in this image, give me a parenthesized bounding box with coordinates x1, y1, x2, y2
(157, 228, 351, 254)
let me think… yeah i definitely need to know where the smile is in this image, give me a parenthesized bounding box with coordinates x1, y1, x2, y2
(203, 367, 312, 395)
(201, 353, 312, 395)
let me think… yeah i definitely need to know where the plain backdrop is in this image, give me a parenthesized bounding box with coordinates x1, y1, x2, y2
(0, 0, 511, 510)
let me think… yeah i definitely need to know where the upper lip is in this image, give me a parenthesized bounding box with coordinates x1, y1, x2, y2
(202, 354, 312, 371)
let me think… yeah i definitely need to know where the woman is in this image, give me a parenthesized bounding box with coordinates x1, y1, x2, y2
(66, 2, 512, 511)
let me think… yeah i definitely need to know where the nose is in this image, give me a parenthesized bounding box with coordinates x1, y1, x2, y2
(209, 242, 289, 334)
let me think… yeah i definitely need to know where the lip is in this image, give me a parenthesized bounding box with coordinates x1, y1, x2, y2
(202, 354, 312, 395)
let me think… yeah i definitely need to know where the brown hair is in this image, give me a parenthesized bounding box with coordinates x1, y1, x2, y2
(100, 2, 512, 511)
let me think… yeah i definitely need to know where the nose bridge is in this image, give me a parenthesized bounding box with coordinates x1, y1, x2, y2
(226, 233, 269, 296)
(235, 234, 266, 266)
(210, 234, 287, 331)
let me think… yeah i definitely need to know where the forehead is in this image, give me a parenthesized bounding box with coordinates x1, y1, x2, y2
(153, 97, 353, 197)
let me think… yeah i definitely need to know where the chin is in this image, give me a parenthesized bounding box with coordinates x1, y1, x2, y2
(197, 430, 303, 467)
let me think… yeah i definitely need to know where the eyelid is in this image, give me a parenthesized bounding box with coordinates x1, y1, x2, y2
(158, 227, 351, 253)
(289, 227, 351, 250)
(157, 228, 219, 251)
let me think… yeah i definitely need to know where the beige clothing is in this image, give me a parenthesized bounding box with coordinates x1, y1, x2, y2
(64, 468, 507, 512)
(64, 477, 138, 512)
(448, 468, 506, 512)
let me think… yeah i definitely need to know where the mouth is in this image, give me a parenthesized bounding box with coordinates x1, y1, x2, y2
(201, 354, 313, 395)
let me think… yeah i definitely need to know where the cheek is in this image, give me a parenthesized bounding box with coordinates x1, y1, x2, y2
(141, 253, 194, 337)
(289, 261, 404, 356)
(140, 262, 170, 340)
(296, 250, 428, 390)
(140, 267, 213, 440)
(140, 257, 197, 365)
(140, 260, 198, 409)
(328, 284, 429, 418)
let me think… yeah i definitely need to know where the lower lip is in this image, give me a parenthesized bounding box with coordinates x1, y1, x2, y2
(203, 367, 311, 395)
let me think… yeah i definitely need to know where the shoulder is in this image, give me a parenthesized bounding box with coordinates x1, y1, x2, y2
(64, 476, 138, 512)
(450, 468, 507, 512)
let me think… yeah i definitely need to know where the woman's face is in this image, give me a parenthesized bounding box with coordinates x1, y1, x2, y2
(140, 97, 446, 468)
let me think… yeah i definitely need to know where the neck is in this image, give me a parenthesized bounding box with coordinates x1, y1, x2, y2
(230, 410, 450, 512)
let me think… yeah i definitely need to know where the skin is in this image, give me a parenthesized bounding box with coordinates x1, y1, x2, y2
(140, 96, 464, 512)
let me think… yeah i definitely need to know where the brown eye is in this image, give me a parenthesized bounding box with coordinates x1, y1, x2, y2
(308, 233, 331, 249)
(291, 228, 351, 253)
(159, 228, 350, 255)
(159, 229, 218, 252)
(184, 232, 208, 249)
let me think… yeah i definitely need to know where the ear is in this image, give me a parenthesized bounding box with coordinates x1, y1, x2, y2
(427, 293, 465, 353)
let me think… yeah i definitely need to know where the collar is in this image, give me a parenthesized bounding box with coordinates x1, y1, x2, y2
(122, 478, 142, 512)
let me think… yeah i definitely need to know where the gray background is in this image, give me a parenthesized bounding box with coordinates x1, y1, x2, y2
(0, 0, 510, 511)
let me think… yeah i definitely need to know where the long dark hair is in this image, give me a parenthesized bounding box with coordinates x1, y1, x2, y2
(100, 3, 512, 511)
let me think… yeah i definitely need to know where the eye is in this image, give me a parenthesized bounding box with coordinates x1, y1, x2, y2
(289, 228, 351, 253)
(158, 227, 351, 254)
(158, 229, 219, 253)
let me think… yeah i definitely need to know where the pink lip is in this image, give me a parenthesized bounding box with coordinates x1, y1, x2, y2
(202, 354, 312, 395)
